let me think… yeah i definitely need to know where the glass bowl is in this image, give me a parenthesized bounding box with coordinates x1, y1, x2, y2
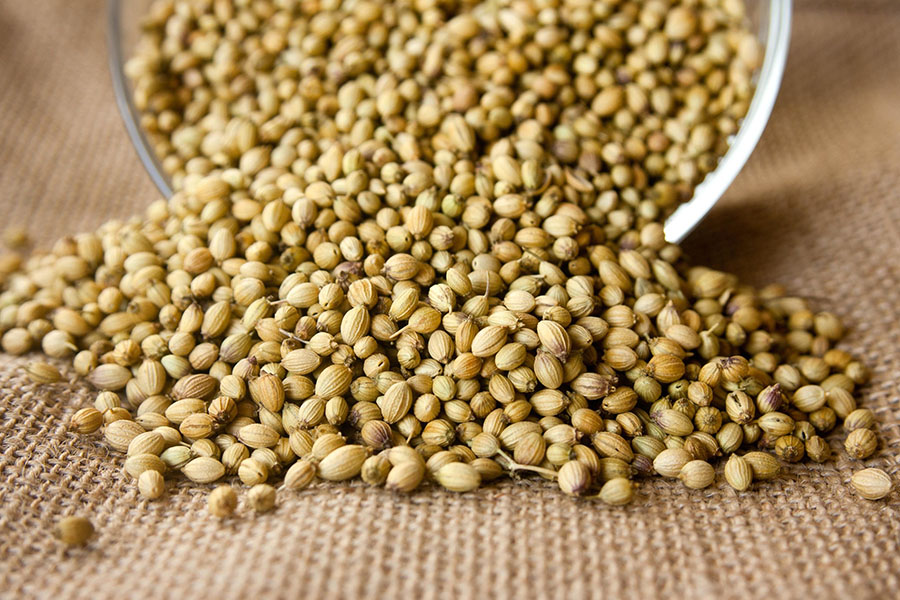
(108, 0, 792, 243)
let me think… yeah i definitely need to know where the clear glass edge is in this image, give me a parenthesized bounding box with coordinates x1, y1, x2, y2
(107, 0, 173, 198)
(664, 0, 793, 244)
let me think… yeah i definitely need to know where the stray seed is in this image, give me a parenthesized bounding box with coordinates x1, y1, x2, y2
(208, 485, 238, 518)
(850, 468, 892, 500)
(54, 516, 94, 546)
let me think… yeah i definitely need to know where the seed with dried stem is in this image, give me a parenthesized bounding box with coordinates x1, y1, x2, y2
(496, 449, 559, 479)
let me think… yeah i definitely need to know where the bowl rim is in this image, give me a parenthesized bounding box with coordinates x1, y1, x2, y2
(108, 0, 792, 242)
(107, 0, 173, 198)
(664, 0, 793, 243)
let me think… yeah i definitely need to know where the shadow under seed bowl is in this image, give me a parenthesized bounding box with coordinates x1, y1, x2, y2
(107, 0, 792, 244)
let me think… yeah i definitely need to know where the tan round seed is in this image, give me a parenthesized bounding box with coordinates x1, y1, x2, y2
(653, 448, 692, 478)
(679, 460, 715, 490)
(247, 484, 277, 513)
(315, 365, 352, 398)
(54, 516, 94, 546)
(124, 453, 166, 479)
(317, 445, 368, 481)
(723, 454, 753, 492)
(471, 325, 508, 358)
(25, 361, 62, 384)
(434, 462, 481, 492)
(361, 455, 392, 486)
(743, 452, 781, 480)
(845, 428, 878, 460)
(850, 468, 892, 500)
(104, 419, 145, 453)
(138, 470, 165, 500)
(182, 457, 225, 483)
(558, 460, 592, 496)
(208, 485, 238, 518)
(284, 460, 316, 490)
(597, 477, 635, 506)
(378, 381, 413, 424)
(71, 407, 103, 434)
(386, 461, 426, 493)
(238, 423, 280, 449)
(238, 457, 269, 486)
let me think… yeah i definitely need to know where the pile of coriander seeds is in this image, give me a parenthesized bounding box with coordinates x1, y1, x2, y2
(0, 0, 892, 517)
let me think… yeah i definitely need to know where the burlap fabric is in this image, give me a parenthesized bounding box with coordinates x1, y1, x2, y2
(1, 1, 899, 598)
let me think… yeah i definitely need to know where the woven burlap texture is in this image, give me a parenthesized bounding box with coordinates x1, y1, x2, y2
(1, 1, 899, 599)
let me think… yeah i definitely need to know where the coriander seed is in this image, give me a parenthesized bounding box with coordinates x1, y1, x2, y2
(679, 460, 716, 490)
(845, 429, 878, 460)
(54, 516, 94, 547)
(208, 485, 238, 518)
(247, 484, 277, 513)
(138, 470, 165, 500)
(850, 468, 893, 500)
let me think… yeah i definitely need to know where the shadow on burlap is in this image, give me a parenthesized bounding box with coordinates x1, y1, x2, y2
(0, 1, 898, 598)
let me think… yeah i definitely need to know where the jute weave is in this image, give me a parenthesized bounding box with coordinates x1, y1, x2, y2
(0, 2, 898, 598)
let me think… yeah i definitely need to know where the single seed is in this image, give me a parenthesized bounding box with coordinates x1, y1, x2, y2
(850, 468, 892, 500)
(806, 436, 832, 463)
(104, 419, 144, 452)
(844, 408, 875, 432)
(597, 477, 635, 505)
(138, 470, 165, 500)
(208, 485, 238, 518)
(361, 455, 391, 486)
(26, 361, 62, 384)
(653, 448, 692, 478)
(247, 484, 277, 513)
(124, 453, 166, 479)
(317, 445, 368, 481)
(845, 428, 878, 460)
(71, 407, 103, 434)
(558, 460, 592, 496)
(238, 457, 269, 486)
(743, 452, 781, 480)
(386, 461, 426, 493)
(182, 457, 226, 483)
(284, 460, 316, 490)
(434, 462, 481, 492)
(679, 460, 715, 489)
(53, 516, 94, 546)
(723, 455, 753, 491)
